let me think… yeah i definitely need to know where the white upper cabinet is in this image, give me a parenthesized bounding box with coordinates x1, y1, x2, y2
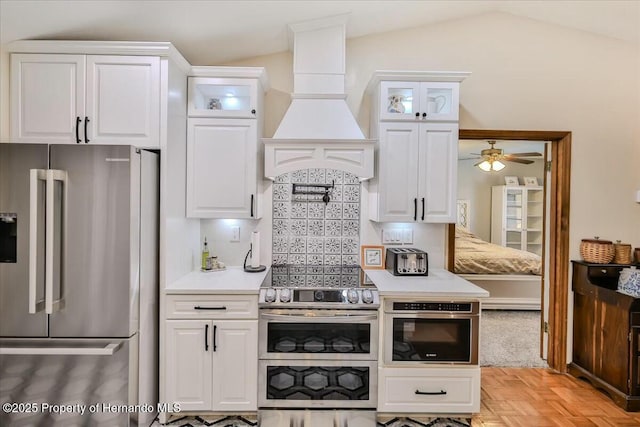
(11, 54, 85, 144)
(418, 123, 459, 222)
(379, 81, 460, 122)
(367, 71, 468, 223)
(11, 53, 160, 147)
(375, 122, 420, 222)
(85, 56, 160, 145)
(186, 118, 260, 218)
(372, 122, 458, 222)
(185, 68, 268, 219)
(188, 77, 258, 119)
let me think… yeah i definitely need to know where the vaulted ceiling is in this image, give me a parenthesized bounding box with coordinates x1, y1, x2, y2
(1, 1, 638, 65)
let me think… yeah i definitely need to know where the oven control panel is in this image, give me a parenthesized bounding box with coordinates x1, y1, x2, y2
(259, 287, 379, 308)
(390, 301, 476, 313)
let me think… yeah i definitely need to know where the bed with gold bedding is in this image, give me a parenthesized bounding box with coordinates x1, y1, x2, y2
(454, 227, 542, 275)
(454, 227, 542, 310)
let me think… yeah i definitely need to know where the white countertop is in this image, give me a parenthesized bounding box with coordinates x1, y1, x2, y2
(166, 266, 269, 294)
(365, 268, 490, 298)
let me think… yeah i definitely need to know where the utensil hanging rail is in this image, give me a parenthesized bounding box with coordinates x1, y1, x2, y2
(292, 181, 335, 204)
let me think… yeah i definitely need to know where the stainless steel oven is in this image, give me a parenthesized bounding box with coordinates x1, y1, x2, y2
(384, 300, 479, 365)
(259, 309, 378, 360)
(258, 359, 378, 408)
(258, 264, 380, 410)
(258, 309, 378, 409)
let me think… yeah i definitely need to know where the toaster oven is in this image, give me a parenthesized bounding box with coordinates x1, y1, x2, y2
(385, 248, 428, 276)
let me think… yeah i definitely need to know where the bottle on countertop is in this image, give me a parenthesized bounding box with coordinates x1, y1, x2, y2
(201, 237, 210, 270)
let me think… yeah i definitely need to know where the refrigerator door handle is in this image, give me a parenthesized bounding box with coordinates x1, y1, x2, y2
(29, 169, 47, 314)
(0, 342, 122, 356)
(45, 169, 68, 314)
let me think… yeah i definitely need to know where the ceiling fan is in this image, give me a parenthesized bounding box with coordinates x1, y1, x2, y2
(473, 141, 542, 171)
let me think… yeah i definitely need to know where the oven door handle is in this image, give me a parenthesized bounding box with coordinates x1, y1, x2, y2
(260, 313, 377, 322)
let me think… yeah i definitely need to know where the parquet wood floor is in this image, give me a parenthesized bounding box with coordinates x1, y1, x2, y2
(472, 368, 640, 426)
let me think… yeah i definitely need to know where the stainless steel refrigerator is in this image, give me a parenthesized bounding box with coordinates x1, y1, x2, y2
(0, 144, 159, 426)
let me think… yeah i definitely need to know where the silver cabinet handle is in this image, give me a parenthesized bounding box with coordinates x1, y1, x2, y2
(0, 342, 122, 356)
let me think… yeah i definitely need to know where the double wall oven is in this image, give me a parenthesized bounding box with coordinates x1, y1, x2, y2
(258, 265, 379, 409)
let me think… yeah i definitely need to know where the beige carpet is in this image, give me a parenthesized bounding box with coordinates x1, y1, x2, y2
(480, 310, 548, 368)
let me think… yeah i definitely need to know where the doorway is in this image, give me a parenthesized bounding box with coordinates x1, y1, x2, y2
(448, 129, 571, 373)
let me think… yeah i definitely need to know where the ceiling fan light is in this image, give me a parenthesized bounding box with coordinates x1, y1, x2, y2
(492, 160, 506, 171)
(478, 160, 492, 172)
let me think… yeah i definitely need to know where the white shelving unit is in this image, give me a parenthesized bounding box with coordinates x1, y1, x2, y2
(491, 185, 544, 255)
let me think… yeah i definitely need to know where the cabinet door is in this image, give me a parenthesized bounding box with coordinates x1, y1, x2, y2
(188, 77, 258, 118)
(86, 56, 160, 147)
(165, 320, 212, 411)
(211, 320, 258, 411)
(417, 123, 458, 222)
(186, 118, 258, 218)
(418, 82, 460, 121)
(11, 54, 85, 143)
(379, 81, 421, 121)
(572, 291, 596, 372)
(376, 123, 420, 221)
(597, 300, 630, 392)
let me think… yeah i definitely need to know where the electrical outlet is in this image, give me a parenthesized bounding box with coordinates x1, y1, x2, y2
(401, 228, 413, 244)
(230, 226, 240, 242)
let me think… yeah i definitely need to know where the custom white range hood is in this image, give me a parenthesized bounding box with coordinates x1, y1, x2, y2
(263, 15, 375, 180)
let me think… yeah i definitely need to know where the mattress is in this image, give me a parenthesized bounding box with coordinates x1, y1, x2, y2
(454, 227, 542, 275)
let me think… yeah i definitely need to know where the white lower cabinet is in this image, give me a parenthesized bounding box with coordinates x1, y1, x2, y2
(211, 321, 258, 410)
(378, 367, 480, 413)
(164, 295, 258, 412)
(165, 320, 212, 411)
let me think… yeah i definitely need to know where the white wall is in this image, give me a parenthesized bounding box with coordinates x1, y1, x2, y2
(225, 11, 640, 264)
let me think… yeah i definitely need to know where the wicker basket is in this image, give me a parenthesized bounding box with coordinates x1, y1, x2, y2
(614, 241, 632, 264)
(580, 237, 614, 264)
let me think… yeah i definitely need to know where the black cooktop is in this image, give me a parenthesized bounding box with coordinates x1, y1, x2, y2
(262, 264, 370, 289)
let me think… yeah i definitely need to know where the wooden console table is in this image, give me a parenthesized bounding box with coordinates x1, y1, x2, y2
(569, 260, 640, 411)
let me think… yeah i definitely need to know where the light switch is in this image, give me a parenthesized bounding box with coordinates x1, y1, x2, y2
(401, 228, 413, 244)
(382, 229, 398, 244)
(230, 226, 240, 242)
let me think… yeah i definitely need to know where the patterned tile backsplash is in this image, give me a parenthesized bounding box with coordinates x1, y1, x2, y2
(272, 169, 361, 265)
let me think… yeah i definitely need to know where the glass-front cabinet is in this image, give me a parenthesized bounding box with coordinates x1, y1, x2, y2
(491, 185, 544, 256)
(379, 81, 459, 121)
(188, 77, 258, 118)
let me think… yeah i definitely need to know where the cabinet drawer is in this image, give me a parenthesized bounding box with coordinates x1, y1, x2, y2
(588, 266, 623, 280)
(166, 294, 258, 319)
(378, 367, 480, 413)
